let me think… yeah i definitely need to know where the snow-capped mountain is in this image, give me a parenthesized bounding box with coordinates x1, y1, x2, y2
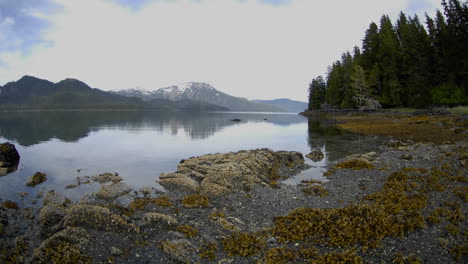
(112, 82, 286, 112)
(110, 88, 158, 100)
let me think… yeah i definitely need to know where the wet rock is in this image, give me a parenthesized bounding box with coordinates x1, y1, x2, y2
(158, 173, 200, 192)
(0, 207, 7, 235)
(63, 205, 138, 233)
(143, 213, 178, 226)
(401, 154, 414, 160)
(2, 200, 19, 210)
(25, 172, 47, 187)
(34, 227, 92, 262)
(111, 246, 123, 256)
(39, 205, 66, 226)
(159, 149, 306, 197)
(43, 190, 70, 206)
(19, 192, 28, 197)
(450, 127, 465, 134)
(139, 186, 153, 197)
(306, 149, 324, 162)
(90, 172, 123, 184)
(230, 119, 242, 122)
(96, 182, 132, 200)
(160, 239, 198, 263)
(65, 184, 77, 189)
(0, 142, 20, 176)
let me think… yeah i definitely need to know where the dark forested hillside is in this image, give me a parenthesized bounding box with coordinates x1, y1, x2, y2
(308, 0, 467, 110)
(0, 76, 229, 111)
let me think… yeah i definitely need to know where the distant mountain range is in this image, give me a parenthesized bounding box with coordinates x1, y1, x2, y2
(0, 76, 226, 111)
(112, 82, 285, 112)
(252, 99, 308, 113)
(0, 76, 303, 112)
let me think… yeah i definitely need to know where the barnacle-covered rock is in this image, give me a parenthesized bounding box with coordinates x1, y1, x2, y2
(96, 182, 132, 200)
(63, 205, 138, 233)
(159, 149, 307, 196)
(91, 172, 123, 184)
(143, 213, 178, 226)
(160, 239, 198, 263)
(34, 227, 92, 263)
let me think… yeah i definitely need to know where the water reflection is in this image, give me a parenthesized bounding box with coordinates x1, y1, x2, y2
(284, 117, 385, 185)
(0, 111, 384, 205)
(0, 111, 306, 146)
(306, 117, 383, 161)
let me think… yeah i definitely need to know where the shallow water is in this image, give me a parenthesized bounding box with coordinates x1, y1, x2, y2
(0, 110, 383, 204)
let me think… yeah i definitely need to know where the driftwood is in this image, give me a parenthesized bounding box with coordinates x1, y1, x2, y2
(353, 96, 382, 110)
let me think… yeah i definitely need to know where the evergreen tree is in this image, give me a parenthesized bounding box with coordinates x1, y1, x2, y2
(361, 22, 380, 71)
(325, 62, 344, 107)
(377, 15, 401, 107)
(340, 52, 355, 108)
(308, 76, 326, 110)
(397, 14, 432, 107)
(312, 0, 467, 109)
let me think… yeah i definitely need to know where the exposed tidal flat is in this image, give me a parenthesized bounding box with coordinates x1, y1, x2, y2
(0, 110, 467, 263)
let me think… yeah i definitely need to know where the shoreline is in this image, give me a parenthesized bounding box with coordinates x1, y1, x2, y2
(1, 112, 466, 263)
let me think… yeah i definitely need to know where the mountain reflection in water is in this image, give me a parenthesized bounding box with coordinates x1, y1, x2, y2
(0, 111, 306, 146)
(0, 111, 383, 204)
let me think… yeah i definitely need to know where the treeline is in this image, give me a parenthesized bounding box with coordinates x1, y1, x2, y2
(308, 0, 467, 110)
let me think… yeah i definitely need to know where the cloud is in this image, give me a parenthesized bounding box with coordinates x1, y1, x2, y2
(260, 0, 292, 6)
(105, 0, 154, 10)
(0, 0, 61, 55)
(0, 0, 443, 101)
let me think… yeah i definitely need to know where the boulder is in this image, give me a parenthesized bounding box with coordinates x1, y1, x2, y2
(96, 182, 132, 200)
(143, 213, 178, 226)
(159, 149, 307, 196)
(26, 172, 47, 187)
(43, 190, 70, 206)
(0, 142, 20, 176)
(91, 173, 123, 184)
(39, 205, 66, 226)
(160, 239, 198, 263)
(306, 149, 324, 162)
(63, 205, 138, 233)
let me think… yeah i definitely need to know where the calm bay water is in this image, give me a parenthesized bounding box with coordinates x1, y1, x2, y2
(0, 110, 383, 204)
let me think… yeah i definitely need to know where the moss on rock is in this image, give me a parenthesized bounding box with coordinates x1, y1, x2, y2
(25, 172, 47, 187)
(222, 232, 267, 257)
(334, 158, 375, 170)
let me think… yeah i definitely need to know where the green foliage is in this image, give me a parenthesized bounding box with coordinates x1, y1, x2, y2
(431, 83, 467, 105)
(308, 76, 327, 110)
(312, 0, 467, 109)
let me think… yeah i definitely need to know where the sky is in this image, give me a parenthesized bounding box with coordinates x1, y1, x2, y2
(0, 0, 443, 101)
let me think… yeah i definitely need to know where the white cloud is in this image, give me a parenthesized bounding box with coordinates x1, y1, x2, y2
(0, 0, 442, 101)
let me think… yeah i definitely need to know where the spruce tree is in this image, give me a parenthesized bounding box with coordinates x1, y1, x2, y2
(308, 76, 326, 110)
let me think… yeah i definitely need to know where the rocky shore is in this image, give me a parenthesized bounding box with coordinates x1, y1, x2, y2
(0, 112, 467, 263)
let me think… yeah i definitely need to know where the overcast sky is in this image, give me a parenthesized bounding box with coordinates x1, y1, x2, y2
(0, 0, 442, 101)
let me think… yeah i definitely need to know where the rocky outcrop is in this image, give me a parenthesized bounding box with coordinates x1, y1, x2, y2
(63, 205, 138, 233)
(25, 172, 47, 186)
(96, 182, 132, 200)
(0, 142, 20, 176)
(306, 149, 324, 162)
(159, 149, 307, 196)
(91, 173, 123, 184)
